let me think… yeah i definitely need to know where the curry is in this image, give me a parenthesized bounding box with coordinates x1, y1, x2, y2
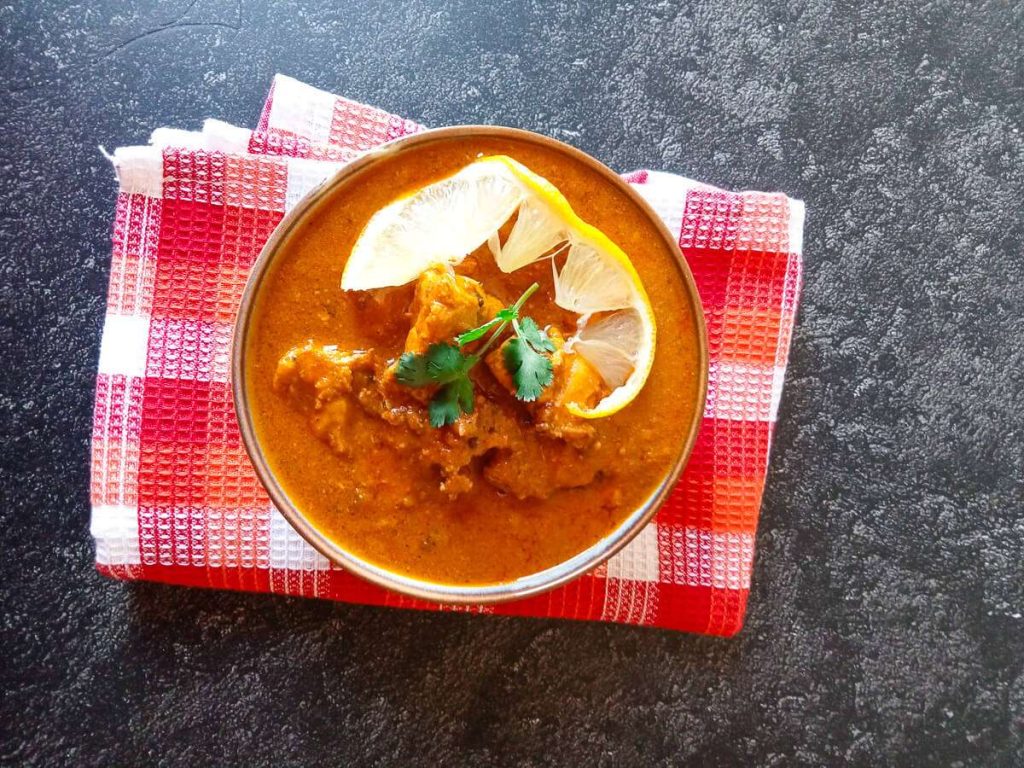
(244, 135, 703, 586)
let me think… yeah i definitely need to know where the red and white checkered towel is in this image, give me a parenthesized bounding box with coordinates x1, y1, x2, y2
(92, 75, 804, 636)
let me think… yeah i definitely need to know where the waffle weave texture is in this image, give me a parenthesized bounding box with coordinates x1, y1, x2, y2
(91, 75, 804, 635)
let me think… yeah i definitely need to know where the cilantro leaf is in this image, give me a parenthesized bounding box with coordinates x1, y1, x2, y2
(396, 342, 469, 387)
(503, 337, 554, 402)
(395, 351, 433, 387)
(453, 376, 475, 415)
(517, 316, 556, 353)
(397, 343, 476, 428)
(425, 342, 468, 382)
(428, 384, 461, 427)
(428, 380, 473, 427)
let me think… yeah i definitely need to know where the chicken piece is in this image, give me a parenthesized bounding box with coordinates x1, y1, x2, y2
(483, 439, 601, 500)
(416, 395, 520, 498)
(557, 353, 607, 410)
(484, 342, 515, 398)
(381, 263, 504, 406)
(484, 326, 602, 446)
(351, 284, 415, 342)
(405, 264, 504, 354)
(355, 379, 431, 434)
(274, 342, 375, 408)
(484, 326, 563, 406)
(533, 353, 607, 445)
(274, 343, 378, 454)
(310, 398, 350, 454)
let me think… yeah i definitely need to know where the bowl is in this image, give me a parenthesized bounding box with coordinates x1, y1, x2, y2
(232, 126, 708, 604)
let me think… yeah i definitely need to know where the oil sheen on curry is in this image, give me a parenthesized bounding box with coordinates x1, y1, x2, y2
(246, 136, 703, 586)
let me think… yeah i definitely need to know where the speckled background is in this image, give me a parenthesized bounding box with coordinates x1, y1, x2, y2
(2, 1, 1022, 765)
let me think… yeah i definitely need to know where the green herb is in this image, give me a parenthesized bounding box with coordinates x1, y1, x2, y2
(515, 316, 556, 353)
(454, 308, 515, 347)
(396, 341, 476, 427)
(396, 342, 468, 387)
(394, 350, 433, 387)
(428, 378, 475, 428)
(503, 336, 554, 401)
(395, 282, 556, 427)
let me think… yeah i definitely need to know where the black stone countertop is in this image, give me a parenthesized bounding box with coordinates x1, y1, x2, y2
(2, 1, 1022, 765)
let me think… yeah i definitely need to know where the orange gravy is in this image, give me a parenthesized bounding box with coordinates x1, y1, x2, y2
(246, 136, 703, 585)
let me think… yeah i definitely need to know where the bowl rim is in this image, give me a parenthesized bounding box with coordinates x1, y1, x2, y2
(231, 125, 709, 604)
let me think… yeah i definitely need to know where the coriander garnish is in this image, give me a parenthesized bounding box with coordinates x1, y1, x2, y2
(395, 282, 556, 426)
(503, 316, 556, 402)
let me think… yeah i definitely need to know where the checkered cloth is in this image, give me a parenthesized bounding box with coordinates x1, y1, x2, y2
(92, 75, 804, 636)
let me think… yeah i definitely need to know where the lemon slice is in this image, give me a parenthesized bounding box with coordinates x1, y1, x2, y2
(341, 160, 523, 290)
(567, 308, 654, 417)
(342, 155, 657, 418)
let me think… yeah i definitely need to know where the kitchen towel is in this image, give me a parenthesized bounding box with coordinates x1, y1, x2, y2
(92, 74, 803, 636)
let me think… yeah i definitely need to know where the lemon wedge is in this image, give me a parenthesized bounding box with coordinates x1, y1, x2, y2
(341, 155, 656, 418)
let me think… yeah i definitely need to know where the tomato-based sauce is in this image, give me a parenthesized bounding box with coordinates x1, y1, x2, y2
(245, 135, 703, 585)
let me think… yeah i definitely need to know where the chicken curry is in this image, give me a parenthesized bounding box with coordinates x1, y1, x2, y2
(244, 136, 703, 586)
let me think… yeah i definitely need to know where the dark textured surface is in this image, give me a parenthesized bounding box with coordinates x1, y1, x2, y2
(2, 0, 1023, 765)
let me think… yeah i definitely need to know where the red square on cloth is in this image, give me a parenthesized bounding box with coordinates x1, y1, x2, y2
(91, 75, 804, 635)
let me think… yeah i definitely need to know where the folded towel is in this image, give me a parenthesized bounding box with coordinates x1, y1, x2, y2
(91, 75, 804, 635)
